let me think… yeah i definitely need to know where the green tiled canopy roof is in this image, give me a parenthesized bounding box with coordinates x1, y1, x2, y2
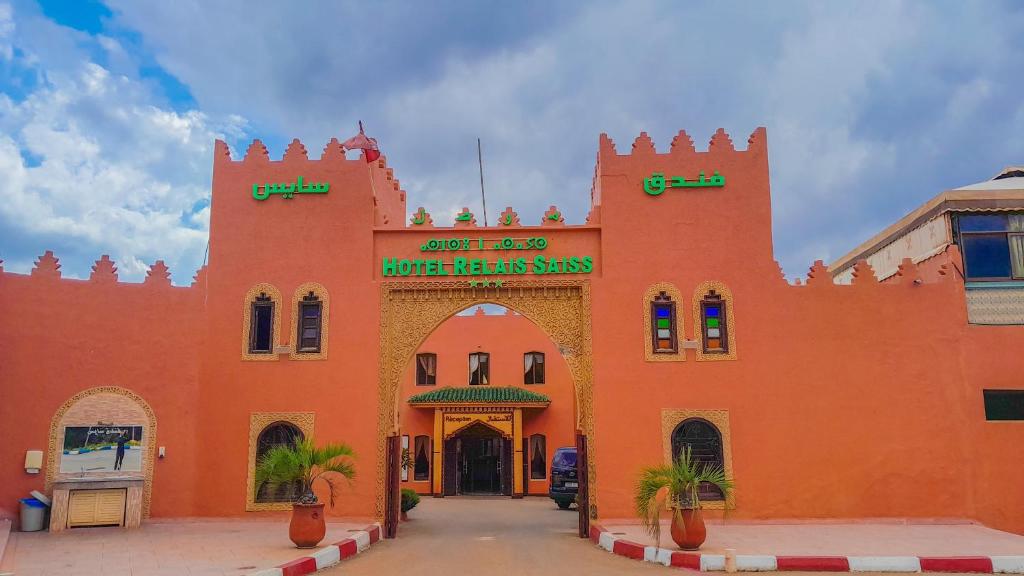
(408, 386, 550, 405)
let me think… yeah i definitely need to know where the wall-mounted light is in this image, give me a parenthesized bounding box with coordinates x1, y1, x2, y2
(158, 446, 166, 459)
(24, 450, 43, 474)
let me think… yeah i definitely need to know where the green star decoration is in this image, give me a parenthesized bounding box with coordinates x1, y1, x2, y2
(468, 280, 478, 287)
(495, 278, 503, 287)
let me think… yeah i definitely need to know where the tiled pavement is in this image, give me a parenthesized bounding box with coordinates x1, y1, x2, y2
(1, 517, 373, 576)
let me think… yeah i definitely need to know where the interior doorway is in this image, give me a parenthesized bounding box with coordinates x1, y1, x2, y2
(443, 422, 512, 496)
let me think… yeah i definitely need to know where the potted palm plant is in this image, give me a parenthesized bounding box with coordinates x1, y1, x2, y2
(255, 438, 356, 548)
(634, 446, 734, 550)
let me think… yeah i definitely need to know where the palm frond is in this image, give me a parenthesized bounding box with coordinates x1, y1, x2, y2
(254, 437, 357, 507)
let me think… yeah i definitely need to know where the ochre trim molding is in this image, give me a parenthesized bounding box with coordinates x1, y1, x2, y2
(661, 409, 735, 510)
(46, 387, 158, 519)
(241, 283, 283, 361)
(289, 282, 330, 361)
(643, 282, 685, 362)
(246, 412, 315, 511)
(377, 279, 595, 520)
(692, 281, 738, 362)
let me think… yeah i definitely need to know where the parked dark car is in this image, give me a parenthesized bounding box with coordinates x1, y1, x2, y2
(549, 446, 578, 509)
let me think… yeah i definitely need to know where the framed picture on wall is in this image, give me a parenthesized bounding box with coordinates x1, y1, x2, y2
(60, 425, 144, 473)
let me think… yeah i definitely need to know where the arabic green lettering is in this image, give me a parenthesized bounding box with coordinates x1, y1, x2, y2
(282, 184, 296, 199)
(710, 171, 724, 186)
(503, 213, 512, 225)
(294, 176, 306, 193)
(548, 211, 560, 221)
(252, 183, 270, 201)
(670, 176, 686, 187)
(643, 173, 666, 196)
(697, 171, 707, 186)
(412, 208, 426, 225)
(456, 211, 472, 222)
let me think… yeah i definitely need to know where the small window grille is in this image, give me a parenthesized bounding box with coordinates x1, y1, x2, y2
(255, 422, 304, 503)
(671, 419, 725, 501)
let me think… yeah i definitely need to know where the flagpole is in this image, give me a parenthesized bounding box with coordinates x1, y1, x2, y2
(478, 138, 488, 226)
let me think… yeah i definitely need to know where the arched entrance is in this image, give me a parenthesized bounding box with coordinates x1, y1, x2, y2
(444, 421, 511, 496)
(376, 279, 594, 536)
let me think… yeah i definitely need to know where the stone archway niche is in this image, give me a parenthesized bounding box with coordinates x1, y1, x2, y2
(375, 280, 594, 519)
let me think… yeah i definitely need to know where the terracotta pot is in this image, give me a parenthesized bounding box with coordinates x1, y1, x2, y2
(289, 502, 326, 548)
(400, 510, 409, 522)
(670, 507, 706, 550)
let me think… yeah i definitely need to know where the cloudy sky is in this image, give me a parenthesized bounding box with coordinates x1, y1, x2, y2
(0, 1, 1022, 283)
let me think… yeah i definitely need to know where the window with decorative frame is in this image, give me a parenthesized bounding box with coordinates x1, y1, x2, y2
(671, 418, 724, 501)
(651, 292, 678, 354)
(296, 292, 323, 353)
(416, 353, 437, 386)
(700, 290, 728, 354)
(254, 422, 304, 503)
(249, 294, 275, 354)
(469, 352, 490, 385)
(524, 352, 545, 384)
(413, 435, 431, 481)
(530, 434, 546, 480)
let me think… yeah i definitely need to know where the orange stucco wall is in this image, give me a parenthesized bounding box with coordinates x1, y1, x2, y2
(397, 307, 576, 496)
(1, 128, 1022, 535)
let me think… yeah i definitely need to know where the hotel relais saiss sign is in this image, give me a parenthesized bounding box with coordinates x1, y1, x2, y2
(381, 234, 593, 281)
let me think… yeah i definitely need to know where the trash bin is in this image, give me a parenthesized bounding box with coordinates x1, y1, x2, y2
(19, 497, 46, 532)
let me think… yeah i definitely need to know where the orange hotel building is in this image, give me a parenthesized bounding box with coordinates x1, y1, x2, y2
(1, 128, 1023, 536)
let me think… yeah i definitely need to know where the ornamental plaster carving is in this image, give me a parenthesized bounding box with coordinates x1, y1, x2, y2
(643, 282, 685, 362)
(241, 283, 283, 361)
(46, 386, 158, 519)
(376, 279, 595, 519)
(660, 409, 735, 510)
(692, 281, 738, 362)
(245, 412, 315, 512)
(289, 282, 330, 361)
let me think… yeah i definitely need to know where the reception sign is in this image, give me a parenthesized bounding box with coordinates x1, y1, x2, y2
(443, 412, 513, 438)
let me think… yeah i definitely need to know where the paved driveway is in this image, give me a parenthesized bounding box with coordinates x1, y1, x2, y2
(324, 496, 659, 575)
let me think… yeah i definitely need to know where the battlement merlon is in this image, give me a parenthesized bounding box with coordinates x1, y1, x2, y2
(212, 138, 407, 228)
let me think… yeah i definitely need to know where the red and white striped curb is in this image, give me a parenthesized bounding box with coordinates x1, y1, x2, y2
(249, 523, 381, 576)
(591, 525, 1024, 573)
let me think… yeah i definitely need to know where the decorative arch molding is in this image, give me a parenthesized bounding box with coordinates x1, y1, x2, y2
(377, 279, 594, 519)
(643, 282, 685, 362)
(46, 386, 158, 518)
(660, 409, 735, 510)
(245, 412, 315, 511)
(692, 281, 738, 362)
(289, 282, 331, 361)
(242, 283, 283, 361)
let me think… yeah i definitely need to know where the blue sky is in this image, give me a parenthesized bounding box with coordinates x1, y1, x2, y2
(0, 1, 1022, 283)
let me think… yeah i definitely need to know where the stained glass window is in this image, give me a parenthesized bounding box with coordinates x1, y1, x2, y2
(650, 292, 677, 354)
(701, 290, 727, 354)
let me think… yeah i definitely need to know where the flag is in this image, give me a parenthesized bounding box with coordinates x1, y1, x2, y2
(342, 121, 381, 163)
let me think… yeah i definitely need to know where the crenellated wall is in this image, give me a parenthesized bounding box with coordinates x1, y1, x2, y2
(1, 128, 1022, 535)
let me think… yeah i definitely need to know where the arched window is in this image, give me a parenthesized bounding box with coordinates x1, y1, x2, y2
(530, 434, 546, 480)
(413, 435, 431, 481)
(255, 422, 304, 503)
(524, 352, 545, 384)
(651, 292, 678, 354)
(249, 292, 275, 354)
(296, 291, 323, 353)
(700, 290, 728, 354)
(671, 419, 724, 501)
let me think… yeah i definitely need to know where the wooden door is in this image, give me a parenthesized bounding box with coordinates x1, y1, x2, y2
(68, 489, 126, 528)
(575, 431, 590, 538)
(384, 435, 401, 539)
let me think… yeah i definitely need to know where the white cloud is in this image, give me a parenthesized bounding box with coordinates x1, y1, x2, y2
(0, 6, 247, 282)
